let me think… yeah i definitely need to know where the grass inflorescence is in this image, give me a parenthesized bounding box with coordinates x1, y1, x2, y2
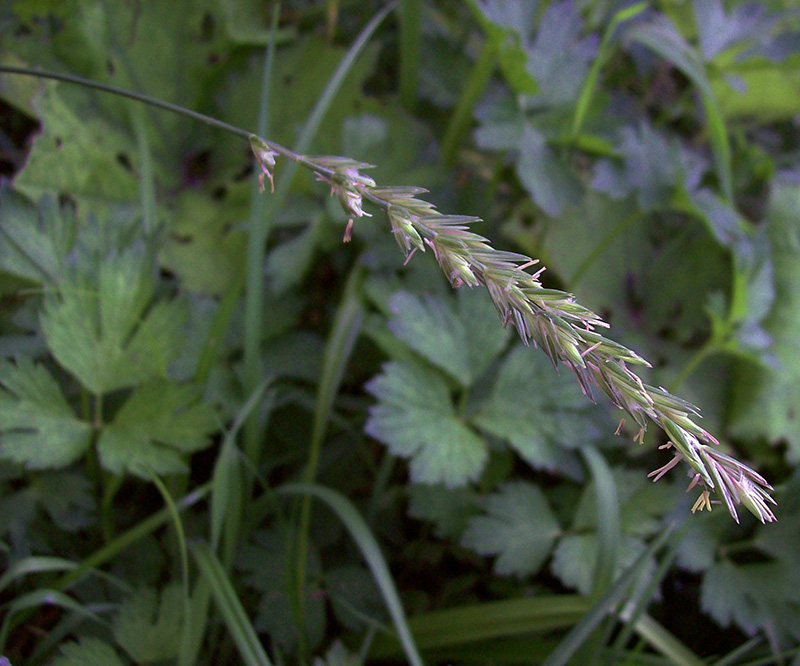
(250, 134, 776, 525)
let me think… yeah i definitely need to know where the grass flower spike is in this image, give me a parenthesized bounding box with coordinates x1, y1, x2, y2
(250, 135, 279, 193)
(250, 135, 776, 524)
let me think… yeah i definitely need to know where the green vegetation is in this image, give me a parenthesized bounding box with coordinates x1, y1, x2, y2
(1, 1, 799, 664)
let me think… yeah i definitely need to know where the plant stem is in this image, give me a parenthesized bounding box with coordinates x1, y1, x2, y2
(0, 65, 252, 141)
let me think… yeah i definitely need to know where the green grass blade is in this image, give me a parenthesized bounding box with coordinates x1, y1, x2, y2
(307, 266, 364, 479)
(178, 578, 213, 666)
(55, 483, 210, 591)
(626, 20, 733, 203)
(190, 541, 273, 666)
(243, 3, 282, 467)
(369, 594, 590, 657)
(292, 266, 364, 644)
(541, 527, 674, 666)
(582, 447, 619, 600)
(141, 467, 192, 665)
(0, 557, 77, 595)
(632, 613, 706, 666)
(579, 447, 620, 666)
(0, 590, 108, 651)
(279, 482, 425, 666)
(398, 0, 421, 110)
(605, 524, 685, 664)
(211, 379, 271, 555)
(571, 2, 648, 140)
(440, 39, 497, 166)
(291, 2, 395, 161)
(131, 104, 157, 238)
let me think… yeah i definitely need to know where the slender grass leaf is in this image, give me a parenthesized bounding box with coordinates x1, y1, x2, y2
(325, 565, 387, 632)
(440, 41, 499, 165)
(626, 17, 733, 202)
(210, 379, 270, 553)
(398, 0, 421, 109)
(542, 527, 673, 666)
(630, 613, 706, 666)
(0, 557, 78, 595)
(571, 2, 648, 138)
(581, 448, 619, 600)
(370, 594, 590, 657)
(190, 541, 273, 666)
(278, 483, 425, 666)
(0, 589, 108, 652)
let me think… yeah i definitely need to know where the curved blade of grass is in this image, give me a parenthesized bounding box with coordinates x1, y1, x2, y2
(178, 578, 213, 666)
(398, 0, 421, 110)
(131, 104, 157, 238)
(243, 2, 282, 467)
(626, 20, 733, 203)
(630, 613, 706, 666)
(607, 523, 686, 665)
(190, 541, 272, 666)
(710, 636, 762, 666)
(211, 378, 271, 554)
(279, 482, 424, 666)
(141, 467, 192, 664)
(0, 556, 130, 597)
(293, 265, 364, 642)
(440, 39, 497, 166)
(369, 594, 590, 657)
(571, 2, 648, 140)
(541, 526, 674, 666)
(1, 485, 209, 645)
(582, 447, 620, 601)
(55, 483, 210, 591)
(580, 447, 620, 666)
(0, 590, 109, 651)
(0, 557, 77, 595)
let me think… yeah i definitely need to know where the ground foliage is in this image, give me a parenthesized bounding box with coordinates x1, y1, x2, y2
(0, 0, 800, 664)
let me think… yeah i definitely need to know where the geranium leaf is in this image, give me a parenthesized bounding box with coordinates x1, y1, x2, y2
(461, 481, 561, 578)
(407, 483, 478, 540)
(386, 289, 509, 388)
(48, 637, 128, 666)
(0, 358, 91, 469)
(551, 533, 655, 596)
(729, 185, 800, 456)
(365, 360, 488, 487)
(112, 585, 184, 663)
(97, 381, 216, 477)
(471, 344, 603, 479)
(41, 245, 187, 394)
(0, 187, 76, 284)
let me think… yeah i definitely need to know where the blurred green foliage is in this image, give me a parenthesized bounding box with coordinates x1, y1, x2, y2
(1, 1, 800, 664)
